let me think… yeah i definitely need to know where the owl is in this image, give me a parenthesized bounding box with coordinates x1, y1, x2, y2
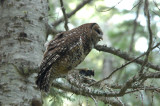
(36, 23, 103, 92)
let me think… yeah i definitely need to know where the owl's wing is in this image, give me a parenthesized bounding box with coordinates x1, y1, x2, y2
(40, 39, 68, 73)
(36, 35, 80, 91)
(37, 38, 68, 80)
(40, 32, 66, 71)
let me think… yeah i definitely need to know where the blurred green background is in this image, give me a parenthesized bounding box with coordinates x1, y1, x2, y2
(44, 0, 160, 105)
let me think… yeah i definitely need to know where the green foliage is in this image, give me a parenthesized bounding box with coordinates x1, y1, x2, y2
(43, 87, 75, 106)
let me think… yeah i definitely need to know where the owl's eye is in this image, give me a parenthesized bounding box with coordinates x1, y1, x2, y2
(95, 29, 101, 34)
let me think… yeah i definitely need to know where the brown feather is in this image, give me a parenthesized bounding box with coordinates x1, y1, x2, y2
(36, 23, 103, 92)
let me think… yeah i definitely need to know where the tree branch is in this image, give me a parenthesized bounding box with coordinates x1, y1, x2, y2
(52, 80, 124, 106)
(51, 69, 160, 105)
(95, 43, 160, 71)
(144, 72, 160, 78)
(59, 0, 69, 31)
(89, 50, 147, 86)
(95, 0, 123, 12)
(52, 0, 93, 27)
(118, 76, 137, 95)
(139, 0, 153, 74)
(129, 0, 142, 52)
(153, 0, 160, 11)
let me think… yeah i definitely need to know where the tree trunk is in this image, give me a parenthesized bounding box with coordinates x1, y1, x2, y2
(102, 57, 113, 77)
(0, 0, 48, 105)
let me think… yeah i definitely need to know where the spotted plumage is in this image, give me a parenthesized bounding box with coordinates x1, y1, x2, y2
(36, 23, 103, 92)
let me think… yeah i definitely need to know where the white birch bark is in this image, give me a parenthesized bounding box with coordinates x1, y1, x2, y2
(0, 0, 48, 105)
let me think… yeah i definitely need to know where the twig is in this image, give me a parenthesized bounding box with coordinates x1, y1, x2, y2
(118, 76, 137, 95)
(91, 42, 160, 89)
(90, 42, 160, 89)
(53, 77, 160, 103)
(51, 71, 160, 105)
(89, 51, 148, 86)
(144, 71, 160, 78)
(139, 0, 153, 74)
(151, 91, 154, 106)
(152, 10, 160, 16)
(153, 0, 160, 11)
(90, 43, 160, 86)
(105, 83, 160, 91)
(124, 87, 160, 94)
(129, 0, 142, 52)
(104, 85, 124, 106)
(52, 0, 92, 27)
(52, 80, 124, 105)
(139, 91, 144, 106)
(146, 1, 153, 52)
(59, 0, 69, 31)
(90, 95, 98, 106)
(131, 0, 143, 10)
(95, 43, 160, 71)
(95, 0, 123, 12)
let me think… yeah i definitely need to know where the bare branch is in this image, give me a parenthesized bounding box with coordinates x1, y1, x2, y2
(51, 70, 160, 105)
(153, 0, 160, 11)
(129, 0, 142, 52)
(89, 50, 147, 86)
(91, 43, 160, 89)
(52, 80, 124, 106)
(152, 10, 160, 17)
(95, 43, 160, 71)
(139, 0, 153, 74)
(102, 83, 160, 95)
(144, 72, 160, 78)
(90, 95, 98, 106)
(151, 91, 154, 106)
(59, 0, 69, 31)
(118, 76, 137, 95)
(139, 91, 144, 106)
(95, 0, 123, 12)
(52, 0, 93, 27)
(131, 0, 143, 10)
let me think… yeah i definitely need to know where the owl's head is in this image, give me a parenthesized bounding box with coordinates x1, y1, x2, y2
(90, 23, 103, 46)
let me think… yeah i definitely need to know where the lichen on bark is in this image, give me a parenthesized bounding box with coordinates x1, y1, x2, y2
(0, 0, 48, 105)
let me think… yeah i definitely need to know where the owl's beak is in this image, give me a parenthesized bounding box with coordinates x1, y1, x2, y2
(98, 28, 103, 40)
(99, 35, 103, 40)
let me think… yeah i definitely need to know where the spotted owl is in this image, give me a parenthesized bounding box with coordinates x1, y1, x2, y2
(36, 23, 103, 92)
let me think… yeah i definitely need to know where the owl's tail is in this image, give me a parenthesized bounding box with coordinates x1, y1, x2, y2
(36, 67, 52, 92)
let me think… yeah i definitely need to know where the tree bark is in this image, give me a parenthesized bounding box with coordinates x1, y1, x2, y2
(0, 0, 48, 105)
